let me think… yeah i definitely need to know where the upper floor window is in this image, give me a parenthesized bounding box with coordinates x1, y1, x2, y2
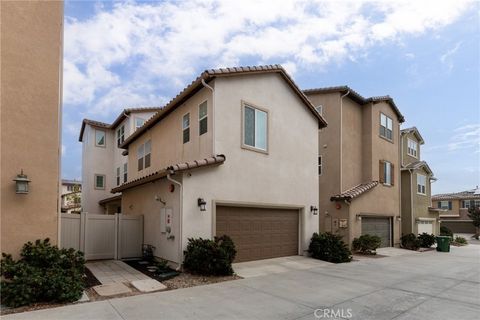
(94, 174, 105, 190)
(67, 185, 73, 191)
(380, 113, 393, 140)
(135, 117, 145, 129)
(475, 200, 480, 208)
(183, 113, 190, 144)
(117, 125, 125, 146)
(243, 104, 268, 152)
(407, 138, 418, 158)
(380, 160, 394, 186)
(116, 167, 121, 186)
(438, 201, 451, 210)
(417, 174, 426, 195)
(315, 105, 323, 116)
(123, 163, 128, 183)
(199, 101, 208, 135)
(137, 140, 152, 171)
(462, 200, 471, 209)
(95, 129, 106, 147)
(318, 156, 323, 176)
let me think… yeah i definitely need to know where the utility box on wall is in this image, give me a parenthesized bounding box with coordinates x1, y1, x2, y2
(160, 208, 173, 234)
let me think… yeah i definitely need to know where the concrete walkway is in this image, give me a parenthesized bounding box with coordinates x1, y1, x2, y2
(86, 260, 150, 285)
(3, 245, 479, 320)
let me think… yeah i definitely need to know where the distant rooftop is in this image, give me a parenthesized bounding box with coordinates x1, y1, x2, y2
(62, 179, 82, 185)
(432, 187, 480, 200)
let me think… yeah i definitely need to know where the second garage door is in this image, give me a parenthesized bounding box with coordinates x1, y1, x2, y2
(361, 217, 392, 247)
(216, 206, 299, 262)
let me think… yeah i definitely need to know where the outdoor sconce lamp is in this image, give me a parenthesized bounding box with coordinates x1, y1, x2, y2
(13, 169, 30, 194)
(396, 216, 402, 222)
(356, 215, 362, 221)
(197, 198, 207, 211)
(310, 206, 318, 215)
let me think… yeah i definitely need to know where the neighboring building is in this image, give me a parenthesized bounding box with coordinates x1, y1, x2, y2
(400, 127, 441, 235)
(304, 86, 404, 248)
(111, 65, 327, 265)
(61, 179, 82, 214)
(432, 187, 480, 233)
(79, 108, 160, 215)
(1, 1, 63, 256)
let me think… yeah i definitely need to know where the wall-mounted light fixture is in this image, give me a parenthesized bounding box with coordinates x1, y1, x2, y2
(197, 198, 206, 211)
(396, 216, 402, 222)
(356, 215, 362, 221)
(310, 206, 318, 215)
(13, 170, 30, 194)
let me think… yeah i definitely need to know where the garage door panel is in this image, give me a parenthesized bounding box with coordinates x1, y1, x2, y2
(216, 206, 299, 262)
(362, 217, 391, 247)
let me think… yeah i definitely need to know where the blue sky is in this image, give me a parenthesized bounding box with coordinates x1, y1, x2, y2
(62, 0, 480, 194)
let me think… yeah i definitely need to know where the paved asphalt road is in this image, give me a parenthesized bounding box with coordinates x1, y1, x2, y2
(3, 245, 479, 320)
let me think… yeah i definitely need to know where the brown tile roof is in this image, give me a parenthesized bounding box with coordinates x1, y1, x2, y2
(79, 107, 162, 142)
(432, 189, 480, 201)
(401, 126, 425, 144)
(120, 64, 328, 149)
(330, 181, 379, 201)
(401, 160, 433, 175)
(303, 86, 405, 123)
(99, 194, 122, 205)
(111, 155, 226, 193)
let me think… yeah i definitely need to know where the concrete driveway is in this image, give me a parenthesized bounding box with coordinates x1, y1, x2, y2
(3, 245, 479, 320)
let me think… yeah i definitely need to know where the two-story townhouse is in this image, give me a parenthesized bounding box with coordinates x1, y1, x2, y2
(79, 108, 160, 215)
(433, 187, 480, 234)
(303, 86, 404, 248)
(111, 65, 327, 266)
(61, 179, 82, 213)
(400, 127, 441, 235)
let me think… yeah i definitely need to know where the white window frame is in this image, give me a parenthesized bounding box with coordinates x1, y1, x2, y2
(439, 201, 450, 210)
(94, 174, 105, 190)
(407, 138, 418, 158)
(383, 161, 392, 185)
(117, 125, 125, 146)
(137, 140, 151, 171)
(123, 163, 128, 183)
(462, 200, 470, 209)
(380, 113, 393, 141)
(135, 117, 145, 129)
(199, 101, 208, 136)
(417, 173, 426, 195)
(241, 102, 269, 153)
(318, 155, 323, 176)
(183, 113, 190, 144)
(95, 129, 106, 147)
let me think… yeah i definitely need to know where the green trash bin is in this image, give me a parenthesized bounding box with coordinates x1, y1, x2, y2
(436, 236, 451, 252)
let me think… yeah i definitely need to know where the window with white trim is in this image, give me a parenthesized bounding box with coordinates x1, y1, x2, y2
(380, 160, 394, 186)
(137, 140, 151, 171)
(123, 163, 128, 183)
(407, 138, 418, 158)
(199, 101, 208, 135)
(183, 113, 190, 144)
(243, 104, 267, 151)
(438, 201, 451, 210)
(318, 156, 323, 175)
(380, 113, 393, 140)
(95, 129, 106, 147)
(94, 174, 105, 189)
(135, 117, 145, 129)
(117, 125, 125, 146)
(417, 174, 426, 195)
(462, 200, 471, 209)
(116, 167, 120, 186)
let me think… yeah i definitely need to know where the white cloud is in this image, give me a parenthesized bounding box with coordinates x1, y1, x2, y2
(448, 124, 480, 152)
(63, 0, 474, 116)
(440, 41, 462, 72)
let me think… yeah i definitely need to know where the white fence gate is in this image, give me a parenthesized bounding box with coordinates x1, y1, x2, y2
(60, 213, 143, 260)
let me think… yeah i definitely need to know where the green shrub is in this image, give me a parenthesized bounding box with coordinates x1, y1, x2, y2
(352, 234, 382, 255)
(453, 236, 468, 245)
(440, 225, 453, 238)
(0, 239, 85, 308)
(418, 233, 436, 248)
(183, 235, 236, 276)
(401, 233, 421, 251)
(308, 233, 352, 263)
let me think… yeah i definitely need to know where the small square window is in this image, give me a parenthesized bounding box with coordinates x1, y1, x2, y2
(135, 117, 145, 129)
(94, 174, 105, 189)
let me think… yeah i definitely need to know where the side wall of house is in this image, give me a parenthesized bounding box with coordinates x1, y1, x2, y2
(1, 1, 63, 256)
(401, 170, 413, 234)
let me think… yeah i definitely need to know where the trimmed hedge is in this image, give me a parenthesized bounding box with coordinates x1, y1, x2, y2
(400, 233, 421, 251)
(352, 234, 382, 255)
(183, 235, 236, 276)
(418, 233, 436, 248)
(308, 232, 352, 263)
(0, 239, 85, 308)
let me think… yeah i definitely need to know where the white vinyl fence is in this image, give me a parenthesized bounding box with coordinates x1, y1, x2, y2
(60, 213, 143, 260)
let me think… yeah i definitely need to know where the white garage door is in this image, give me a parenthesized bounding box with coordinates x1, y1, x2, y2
(417, 221, 433, 235)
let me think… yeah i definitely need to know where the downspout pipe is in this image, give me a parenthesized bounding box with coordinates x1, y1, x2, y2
(201, 79, 215, 155)
(339, 90, 350, 192)
(167, 172, 183, 271)
(409, 168, 414, 234)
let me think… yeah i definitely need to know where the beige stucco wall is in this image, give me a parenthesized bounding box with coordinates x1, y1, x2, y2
(127, 89, 213, 181)
(1, 1, 63, 256)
